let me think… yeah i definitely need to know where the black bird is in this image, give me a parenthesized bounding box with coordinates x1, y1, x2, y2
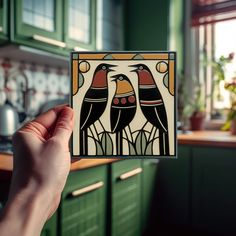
(80, 63, 116, 155)
(130, 64, 169, 155)
(110, 74, 137, 155)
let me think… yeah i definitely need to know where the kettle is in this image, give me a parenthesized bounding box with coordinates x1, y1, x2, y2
(0, 101, 19, 138)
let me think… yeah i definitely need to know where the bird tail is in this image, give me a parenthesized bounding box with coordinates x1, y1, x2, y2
(80, 129, 88, 156)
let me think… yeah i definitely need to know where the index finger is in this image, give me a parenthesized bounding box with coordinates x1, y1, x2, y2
(18, 105, 70, 140)
(33, 104, 69, 130)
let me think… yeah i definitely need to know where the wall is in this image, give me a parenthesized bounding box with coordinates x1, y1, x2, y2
(124, 0, 185, 73)
(0, 59, 69, 118)
(124, 0, 170, 50)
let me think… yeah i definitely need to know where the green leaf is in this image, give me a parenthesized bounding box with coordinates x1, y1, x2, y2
(78, 73, 84, 88)
(94, 140, 104, 155)
(101, 132, 113, 155)
(135, 130, 147, 155)
(145, 141, 153, 155)
(128, 141, 136, 155)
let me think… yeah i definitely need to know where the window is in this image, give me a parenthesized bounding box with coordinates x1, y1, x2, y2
(23, 0, 54, 31)
(68, 0, 90, 44)
(192, 0, 236, 119)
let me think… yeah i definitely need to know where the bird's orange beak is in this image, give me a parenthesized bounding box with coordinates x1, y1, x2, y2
(129, 64, 139, 72)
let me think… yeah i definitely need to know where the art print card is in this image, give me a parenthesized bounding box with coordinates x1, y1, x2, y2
(71, 52, 176, 158)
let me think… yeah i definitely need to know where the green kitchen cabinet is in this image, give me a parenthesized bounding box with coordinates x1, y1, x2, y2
(12, 0, 97, 54)
(59, 165, 107, 236)
(156, 145, 191, 226)
(64, 0, 96, 51)
(12, 0, 66, 53)
(110, 160, 142, 236)
(192, 146, 236, 235)
(0, 0, 8, 41)
(141, 159, 159, 233)
(41, 213, 57, 236)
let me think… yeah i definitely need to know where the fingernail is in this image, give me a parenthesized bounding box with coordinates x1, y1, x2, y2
(62, 107, 74, 120)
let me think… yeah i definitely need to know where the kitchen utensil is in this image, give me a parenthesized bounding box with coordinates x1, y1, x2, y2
(0, 101, 19, 138)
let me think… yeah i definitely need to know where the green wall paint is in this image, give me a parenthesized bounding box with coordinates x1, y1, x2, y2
(124, 0, 185, 73)
(124, 0, 170, 50)
(169, 0, 184, 73)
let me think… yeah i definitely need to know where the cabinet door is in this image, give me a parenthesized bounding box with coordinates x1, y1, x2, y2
(192, 146, 236, 235)
(141, 159, 159, 233)
(64, 0, 96, 50)
(41, 213, 57, 236)
(60, 165, 107, 236)
(14, 0, 65, 50)
(0, 0, 8, 41)
(155, 145, 191, 226)
(111, 160, 142, 236)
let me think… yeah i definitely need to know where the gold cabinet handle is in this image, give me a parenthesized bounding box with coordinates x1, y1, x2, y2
(32, 34, 66, 48)
(71, 181, 104, 197)
(119, 167, 143, 180)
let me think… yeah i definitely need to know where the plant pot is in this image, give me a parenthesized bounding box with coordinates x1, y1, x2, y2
(230, 119, 236, 135)
(189, 115, 205, 131)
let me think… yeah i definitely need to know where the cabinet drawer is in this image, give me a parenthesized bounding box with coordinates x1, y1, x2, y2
(60, 165, 107, 236)
(111, 160, 142, 236)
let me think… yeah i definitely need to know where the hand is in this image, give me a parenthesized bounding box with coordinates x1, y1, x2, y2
(0, 105, 74, 236)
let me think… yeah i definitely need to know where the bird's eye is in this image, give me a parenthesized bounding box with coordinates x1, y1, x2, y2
(119, 76, 123, 80)
(102, 65, 106, 70)
(139, 66, 143, 70)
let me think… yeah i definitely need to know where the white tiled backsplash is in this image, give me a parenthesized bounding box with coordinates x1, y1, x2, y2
(0, 59, 69, 117)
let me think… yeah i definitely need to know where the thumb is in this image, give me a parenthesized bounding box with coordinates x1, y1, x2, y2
(52, 107, 74, 145)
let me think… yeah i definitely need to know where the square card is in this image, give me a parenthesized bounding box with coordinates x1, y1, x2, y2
(71, 51, 176, 158)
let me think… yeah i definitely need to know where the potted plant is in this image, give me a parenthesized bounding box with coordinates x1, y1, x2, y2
(183, 83, 205, 131)
(208, 52, 234, 119)
(178, 71, 205, 131)
(221, 79, 236, 134)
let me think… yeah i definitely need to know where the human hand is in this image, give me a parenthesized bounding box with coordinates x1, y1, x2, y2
(0, 105, 74, 236)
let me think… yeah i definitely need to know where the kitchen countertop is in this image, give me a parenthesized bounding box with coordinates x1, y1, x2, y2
(1, 131, 236, 173)
(178, 130, 236, 148)
(0, 153, 120, 174)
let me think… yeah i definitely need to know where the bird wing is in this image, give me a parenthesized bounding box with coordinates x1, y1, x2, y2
(154, 106, 168, 132)
(111, 108, 121, 132)
(80, 103, 93, 130)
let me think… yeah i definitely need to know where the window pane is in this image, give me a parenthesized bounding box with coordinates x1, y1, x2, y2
(22, 0, 55, 32)
(214, 19, 236, 110)
(68, 0, 91, 44)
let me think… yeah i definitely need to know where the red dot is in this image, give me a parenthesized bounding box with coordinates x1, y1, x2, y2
(121, 98, 126, 104)
(113, 98, 119, 104)
(128, 95, 135, 103)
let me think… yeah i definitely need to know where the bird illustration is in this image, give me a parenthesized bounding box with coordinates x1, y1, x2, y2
(130, 64, 169, 155)
(110, 74, 137, 156)
(80, 63, 117, 155)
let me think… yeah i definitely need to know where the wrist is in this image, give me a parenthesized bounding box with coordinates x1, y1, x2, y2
(0, 186, 53, 236)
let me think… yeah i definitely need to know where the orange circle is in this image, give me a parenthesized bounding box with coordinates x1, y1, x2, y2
(79, 61, 90, 73)
(156, 61, 168, 73)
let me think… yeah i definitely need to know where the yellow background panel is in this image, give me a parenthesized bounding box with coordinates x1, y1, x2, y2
(72, 60, 79, 95)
